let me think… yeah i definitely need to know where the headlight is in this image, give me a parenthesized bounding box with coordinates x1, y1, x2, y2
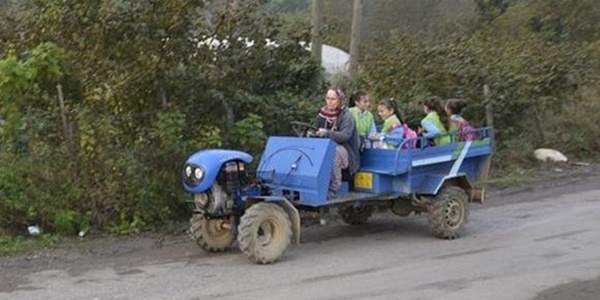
(183, 164, 205, 187)
(193, 167, 204, 180)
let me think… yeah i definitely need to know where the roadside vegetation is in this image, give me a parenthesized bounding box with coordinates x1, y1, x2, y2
(0, 0, 598, 245)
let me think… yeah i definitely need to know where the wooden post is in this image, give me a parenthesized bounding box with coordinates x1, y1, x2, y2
(57, 84, 78, 176)
(484, 84, 493, 129)
(532, 103, 548, 145)
(480, 84, 494, 182)
(348, 0, 363, 79)
(484, 84, 496, 148)
(311, 0, 323, 65)
(56, 84, 71, 153)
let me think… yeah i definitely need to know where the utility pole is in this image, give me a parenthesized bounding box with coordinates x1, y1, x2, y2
(311, 0, 323, 65)
(348, 0, 363, 78)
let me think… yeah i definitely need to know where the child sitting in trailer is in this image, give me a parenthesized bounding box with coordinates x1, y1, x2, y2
(349, 90, 377, 139)
(445, 98, 480, 142)
(419, 96, 452, 146)
(370, 98, 417, 149)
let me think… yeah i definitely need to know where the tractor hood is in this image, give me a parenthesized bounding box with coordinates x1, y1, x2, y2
(257, 137, 336, 204)
(183, 149, 253, 193)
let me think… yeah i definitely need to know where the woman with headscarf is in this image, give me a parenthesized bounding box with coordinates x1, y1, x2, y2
(314, 87, 361, 199)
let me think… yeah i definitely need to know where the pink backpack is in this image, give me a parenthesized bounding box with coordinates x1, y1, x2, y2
(401, 124, 418, 149)
(455, 119, 479, 142)
(386, 123, 418, 149)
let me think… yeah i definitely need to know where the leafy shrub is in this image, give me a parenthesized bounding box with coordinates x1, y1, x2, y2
(0, 0, 325, 236)
(359, 29, 597, 159)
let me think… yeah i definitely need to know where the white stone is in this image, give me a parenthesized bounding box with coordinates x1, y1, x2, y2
(27, 225, 40, 236)
(534, 148, 568, 163)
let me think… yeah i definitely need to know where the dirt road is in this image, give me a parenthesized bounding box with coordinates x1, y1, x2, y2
(1, 167, 599, 300)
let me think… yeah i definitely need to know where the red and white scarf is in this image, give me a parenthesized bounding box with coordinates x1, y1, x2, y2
(318, 106, 345, 130)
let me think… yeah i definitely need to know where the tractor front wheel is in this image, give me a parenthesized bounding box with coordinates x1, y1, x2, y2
(189, 215, 234, 252)
(237, 202, 292, 264)
(428, 186, 469, 239)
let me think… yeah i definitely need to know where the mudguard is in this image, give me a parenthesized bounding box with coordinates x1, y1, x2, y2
(183, 149, 253, 193)
(245, 196, 301, 245)
(416, 174, 470, 194)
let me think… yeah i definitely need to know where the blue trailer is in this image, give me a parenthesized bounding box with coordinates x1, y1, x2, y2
(182, 126, 494, 264)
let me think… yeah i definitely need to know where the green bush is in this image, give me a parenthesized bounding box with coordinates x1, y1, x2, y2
(358, 30, 597, 159)
(0, 152, 83, 234)
(0, 0, 325, 236)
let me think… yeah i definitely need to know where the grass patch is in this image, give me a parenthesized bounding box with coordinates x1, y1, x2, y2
(482, 161, 599, 189)
(481, 171, 552, 188)
(0, 233, 60, 256)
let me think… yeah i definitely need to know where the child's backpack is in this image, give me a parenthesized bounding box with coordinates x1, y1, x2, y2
(401, 124, 418, 149)
(455, 119, 479, 142)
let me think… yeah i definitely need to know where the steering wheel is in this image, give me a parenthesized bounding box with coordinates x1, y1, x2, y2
(290, 121, 319, 137)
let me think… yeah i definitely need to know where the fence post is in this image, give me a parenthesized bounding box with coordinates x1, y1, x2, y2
(480, 84, 494, 181)
(57, 84, 78, 175)
(483, 84, 496, 149)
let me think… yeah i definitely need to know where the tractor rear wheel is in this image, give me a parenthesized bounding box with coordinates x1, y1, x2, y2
(237, 202, 292, 264)
(428, 186, 469, 239)
(189, 215, 234, 252)
(339, 204, 374, 225)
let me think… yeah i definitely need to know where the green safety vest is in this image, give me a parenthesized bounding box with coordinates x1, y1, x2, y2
(423, 112, 451, 146)
(381, 115, 402, 149)
(349, 107, 374, 137)
(381, 115, 401, 134)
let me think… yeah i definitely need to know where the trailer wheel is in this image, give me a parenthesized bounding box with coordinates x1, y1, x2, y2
(339, 204, 374, 225)
(428, 186, 469, 239)
(189, 215, 234, 252)
(238, 202, 292, 264)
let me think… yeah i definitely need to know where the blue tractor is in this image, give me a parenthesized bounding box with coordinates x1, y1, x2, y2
(182, 122, 494, 264)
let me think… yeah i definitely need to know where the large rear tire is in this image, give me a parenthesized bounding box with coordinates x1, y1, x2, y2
(339, 204, 374, 225)
(428, 186, 469, 239)
(237, 202, 292, 264)
(189, 215, 234, 252)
